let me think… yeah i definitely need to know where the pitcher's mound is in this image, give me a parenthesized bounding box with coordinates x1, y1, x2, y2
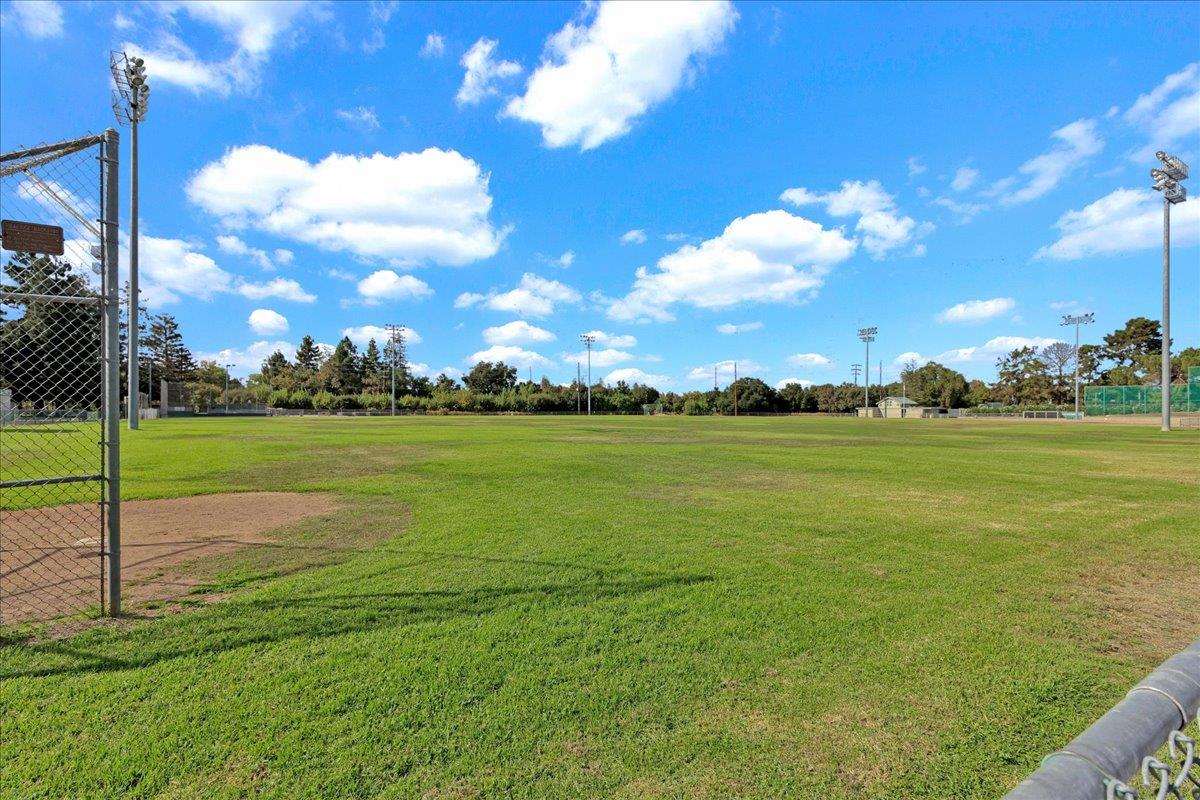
(2, 492, 340, 626)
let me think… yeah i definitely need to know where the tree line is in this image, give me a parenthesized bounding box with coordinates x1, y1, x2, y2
(4, 254, 1195, 414)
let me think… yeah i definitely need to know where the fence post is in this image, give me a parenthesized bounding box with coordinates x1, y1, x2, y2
(102, 128, 121, 616)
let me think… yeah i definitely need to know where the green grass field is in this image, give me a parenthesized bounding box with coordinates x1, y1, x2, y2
(2, 416, 1197, 799)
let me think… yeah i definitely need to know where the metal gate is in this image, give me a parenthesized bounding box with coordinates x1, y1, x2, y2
(1, 131, 121, 626)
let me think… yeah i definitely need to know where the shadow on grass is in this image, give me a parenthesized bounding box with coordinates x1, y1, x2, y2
(2, 567, 713, 679)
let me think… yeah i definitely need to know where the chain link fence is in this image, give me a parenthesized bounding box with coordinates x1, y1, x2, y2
(1, 132, 121, 626)
(1085, 368, 1200, 416)
(1006, 639, 1200, 800)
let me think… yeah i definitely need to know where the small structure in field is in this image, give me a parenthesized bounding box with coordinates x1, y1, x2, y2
(878, 396, 920, 418)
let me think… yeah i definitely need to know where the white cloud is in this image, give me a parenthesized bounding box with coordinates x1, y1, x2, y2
(583, 330, 637, 348)
(787, 352, 831, 367)
(950, 167, 979, 192)
(113, 10, 134, 31)
(686, 359, 766, 383)
(324, 267, 356, 282)
(620, 229, 648, 245)
(137, 236, 233, 304)
(936, 297, 1016, 324)
(126, 2, 326, 95)
(781, 179, 930, 259)
(362, 0, 399, 54)
(932, 196, 988, 223)
(933, 336, 1063, 365)
(6, 0, 64, 38)
(716, 321, 762, 334)
(605, 210, 855, 322)
(273, 249, 294, 265)
(1124, 62, 1199, 158)
(197, 340, 296, 378)
(455, 273, 581, 318)
(420, 32, 446, 58)
(663, 232, 689, 242)
(456, 37, 522, 106)
(237, 277, 316, 303)
(774, 378, 813, 390)
(341, 324, 421, 346)
(604, 368, 672, 387)
(564, 348, 633, 368)
(336, 106, 381, 132)
(356, 270, 433, 304)
(504, 1, 737, 150)
(1049, 300, 1078, 311)
(1035, 187, 1200, 260)
(248, 308, 288, 335)
(483, 320, 555, 346)
(466, 345, 555, 369)
(988, 119, 1103, 206)
(907, 157, 926, 177)
(188, 145, 507, 266)
(216, 234, 277, 270)
(125, 235, 315, 306)
(548, 250, 575, 268)
(893, 351, 926, 367)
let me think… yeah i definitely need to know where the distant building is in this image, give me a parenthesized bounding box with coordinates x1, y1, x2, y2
(878, 396, 920, 418)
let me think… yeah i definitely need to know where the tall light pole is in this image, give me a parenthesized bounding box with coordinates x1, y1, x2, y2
(858, 327, 877, 413)
(1060, 312, 1095, 420)
(223, 363, 234, 413)
(111, 51, 149, 429)
(385, 324, 405, 417)
(1151, 150, 1188, 432)
(580, 334, 596, 415)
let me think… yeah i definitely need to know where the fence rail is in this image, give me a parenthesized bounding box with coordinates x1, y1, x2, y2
(1004, 639, 1200, 800)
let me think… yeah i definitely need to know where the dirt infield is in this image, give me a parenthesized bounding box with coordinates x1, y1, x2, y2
(1, 492, 339, 625)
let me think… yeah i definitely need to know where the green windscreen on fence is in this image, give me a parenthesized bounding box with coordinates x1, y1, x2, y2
(1084, 366, 1200, 415)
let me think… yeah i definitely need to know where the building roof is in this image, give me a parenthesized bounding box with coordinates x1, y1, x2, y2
(879, 396, 919, 406)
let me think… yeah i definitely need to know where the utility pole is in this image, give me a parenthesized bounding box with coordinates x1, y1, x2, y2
(576, 362, 581, 414)
(1060, 312, 1095, 420)
(1151, 150, 1188, 432)
(851, 364, 863, 388)
(580, 334, 595, 415)
(111, 51, 149, 429)
(385, 324, 405, 417)
(733, 360, 738, 417)
(858, 327, 877, 413)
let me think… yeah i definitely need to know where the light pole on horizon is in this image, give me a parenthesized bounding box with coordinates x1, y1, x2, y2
(1060, 312, 1095, 420)
(111, 51, 149, 428)
(385, 324, 405, 417)
(858, 327, 877, 413)
(223, 363, 234, 413)
(1151, 150, 1188, 432)
(580, 334, 596, 415)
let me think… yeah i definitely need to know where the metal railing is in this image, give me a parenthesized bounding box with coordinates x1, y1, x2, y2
(1005, 639, 1200, 800)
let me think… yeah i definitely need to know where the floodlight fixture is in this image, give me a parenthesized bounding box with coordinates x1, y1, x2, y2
(1156, 151, 1189, 181)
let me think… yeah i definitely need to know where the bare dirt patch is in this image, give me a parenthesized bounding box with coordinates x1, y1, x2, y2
(1063, 560, 1200, 664)
(2, 491, 340, 625)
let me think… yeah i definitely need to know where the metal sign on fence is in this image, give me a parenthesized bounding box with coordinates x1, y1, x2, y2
(0, 131, 121, 626)
(1, 219, 65, 255)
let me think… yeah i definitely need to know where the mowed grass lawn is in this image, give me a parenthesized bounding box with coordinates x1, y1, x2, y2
(2, 416, 1197, 799)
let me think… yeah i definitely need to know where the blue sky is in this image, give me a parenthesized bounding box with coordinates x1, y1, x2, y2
(2, 0, 1197, 388)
